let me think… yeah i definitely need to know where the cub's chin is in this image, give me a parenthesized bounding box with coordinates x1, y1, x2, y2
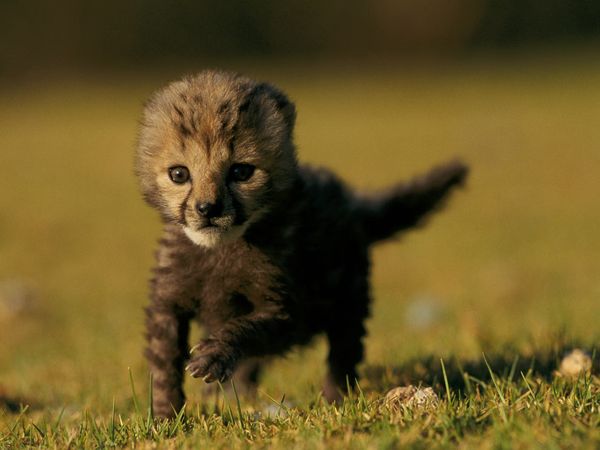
(183, 225, 246, 248)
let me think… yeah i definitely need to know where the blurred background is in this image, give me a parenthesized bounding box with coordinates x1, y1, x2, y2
(0, 0, 599, 412)
(2, 0, 600, 76)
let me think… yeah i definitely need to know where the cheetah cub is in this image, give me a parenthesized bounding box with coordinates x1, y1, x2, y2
(136, 70, 468, 418)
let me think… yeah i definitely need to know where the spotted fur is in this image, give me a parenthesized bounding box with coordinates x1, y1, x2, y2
(135, 70, 468, 418)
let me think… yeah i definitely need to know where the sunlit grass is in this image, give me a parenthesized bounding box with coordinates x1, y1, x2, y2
(1, 369, 598, 448)
(0, 53, 599, 447)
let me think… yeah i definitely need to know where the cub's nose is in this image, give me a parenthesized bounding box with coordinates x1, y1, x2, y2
(196, 201, 223, 219)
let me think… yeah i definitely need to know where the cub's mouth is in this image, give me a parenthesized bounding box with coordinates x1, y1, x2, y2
(180, 205, 262, 248)
(182, 222, 246, 248)
(199, 222, 218, 229)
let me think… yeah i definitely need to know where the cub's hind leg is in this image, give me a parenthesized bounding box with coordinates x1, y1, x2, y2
(322, 282, 370, 403)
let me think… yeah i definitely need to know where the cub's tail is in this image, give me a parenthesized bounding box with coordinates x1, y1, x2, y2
(355, 160, 469, 245)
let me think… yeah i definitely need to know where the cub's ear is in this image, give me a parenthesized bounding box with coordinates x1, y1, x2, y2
(259, 82, 296, 131)
(239, 82, 296, 135)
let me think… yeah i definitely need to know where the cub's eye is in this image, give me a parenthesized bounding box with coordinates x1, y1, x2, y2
(229, 163, 255, 182)
(168, 166, 190, 184)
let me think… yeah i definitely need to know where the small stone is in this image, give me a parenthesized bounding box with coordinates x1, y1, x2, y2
(384, 385, 439, 411)
(558, 349, 592, 379)
(404, 295, 443, 330)
(0, 279, 37, 321)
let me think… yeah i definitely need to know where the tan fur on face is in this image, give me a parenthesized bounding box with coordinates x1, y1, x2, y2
(136, 71, 297, 246)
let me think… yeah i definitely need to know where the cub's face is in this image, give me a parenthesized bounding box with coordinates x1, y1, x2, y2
(136, 71, 297, 248)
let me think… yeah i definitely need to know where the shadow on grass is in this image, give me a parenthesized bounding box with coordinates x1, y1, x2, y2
(362, 340, 597, 396)
(0, 387, 34, 414)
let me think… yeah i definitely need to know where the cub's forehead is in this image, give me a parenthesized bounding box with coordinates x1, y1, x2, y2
(138, 69, 294, 167)
(143, 72, 255, 141)
(150, 72, 252, 117)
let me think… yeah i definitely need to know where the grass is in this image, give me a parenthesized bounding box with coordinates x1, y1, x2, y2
(1, 366, 598, 448)
(1, 51, 599, 448)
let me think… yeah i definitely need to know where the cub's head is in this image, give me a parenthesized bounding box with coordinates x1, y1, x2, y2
(136, 70, 297, 247)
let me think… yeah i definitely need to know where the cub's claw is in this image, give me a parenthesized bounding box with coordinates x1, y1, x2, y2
(186, 339, 237, 383)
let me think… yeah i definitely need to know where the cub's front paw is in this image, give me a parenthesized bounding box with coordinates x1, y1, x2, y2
(186, 339, 237, 383)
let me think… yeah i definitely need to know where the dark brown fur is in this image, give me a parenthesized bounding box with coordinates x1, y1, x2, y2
(136, 70, 468, 418)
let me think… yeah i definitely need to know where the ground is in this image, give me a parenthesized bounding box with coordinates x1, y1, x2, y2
(0, 51, 599, 448)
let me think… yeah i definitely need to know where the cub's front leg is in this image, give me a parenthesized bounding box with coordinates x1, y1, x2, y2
(186, 308, 293, 384)
(145, 302, 191, 419)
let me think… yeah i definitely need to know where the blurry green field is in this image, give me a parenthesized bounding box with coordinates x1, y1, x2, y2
(0, 54, 599, 448)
